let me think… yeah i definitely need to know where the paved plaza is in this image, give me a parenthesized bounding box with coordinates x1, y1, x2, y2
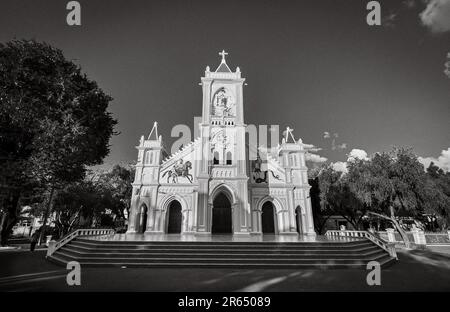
(1, 246, 449, 292)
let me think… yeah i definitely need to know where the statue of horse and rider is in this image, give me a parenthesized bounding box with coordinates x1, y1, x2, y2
(253, 154, 281, 183)
(162, 159, 193, 183)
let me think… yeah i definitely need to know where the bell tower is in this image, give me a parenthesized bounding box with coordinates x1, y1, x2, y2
(278, 127, 316, 236)
(127, 122, 165, 233)
(194, 50, 251, 234)
(200, 50, 245, 126)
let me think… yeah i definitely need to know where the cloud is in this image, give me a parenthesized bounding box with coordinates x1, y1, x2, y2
(331, 161, 348, 174)
(299, 142, 323, 153)
(308, 147, 323, 153)
(446, 52, 450, 77)
(331, 139, 348, 151)
(403, 0, 417, 8)
(324, 131, 347, 151)
(382, 12, 397, 28)
(420, 0, 450, 33)
(347, 149, 369, 161)
(418, 147, 450, 172)
(305, 153, 328, 163)
(329, 148, 368, 174)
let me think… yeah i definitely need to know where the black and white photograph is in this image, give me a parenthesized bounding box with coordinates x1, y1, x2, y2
(0, 0, 449, 301)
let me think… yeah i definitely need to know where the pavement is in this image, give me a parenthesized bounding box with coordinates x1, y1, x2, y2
(0, 247, 449, 292)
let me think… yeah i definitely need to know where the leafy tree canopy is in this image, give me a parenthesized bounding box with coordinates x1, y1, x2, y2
(0, 39, 117, 245)
(316, 147, 450, 233)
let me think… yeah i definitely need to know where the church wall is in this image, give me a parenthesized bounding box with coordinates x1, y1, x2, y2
(126, 53, 316, 237)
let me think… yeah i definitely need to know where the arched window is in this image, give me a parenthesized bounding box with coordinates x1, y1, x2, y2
(213, 151, 220, 165)
(226, 151, 232, 165)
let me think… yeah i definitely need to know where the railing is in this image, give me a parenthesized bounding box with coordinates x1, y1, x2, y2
(46, 228, 115, 257)
(380, 229, 450, 245)
(325, 230, 398, 259)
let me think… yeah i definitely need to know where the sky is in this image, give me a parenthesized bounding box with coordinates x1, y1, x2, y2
(1, 0, 449, 170)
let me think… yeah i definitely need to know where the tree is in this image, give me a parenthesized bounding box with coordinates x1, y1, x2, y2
(309, 176, 330, 234)
(0, 39, 117, 246)
(346, 148, 435, 247)
(48, 164, 135, 237)
(95, 164, 135, 220)
(315, 147, 450, 239)
(318, 166, 368, 231)
(424, 162, 450, 229)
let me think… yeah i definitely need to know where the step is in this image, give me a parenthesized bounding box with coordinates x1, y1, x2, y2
(53, 250, 391, 264)
(59, 246, 384, 259)
(46, 236, 396, 270)
(76, 237, 368, 247)
(48, 254, 395, 269)
(70, 240, 374, 250)
(66, 242, 378, 254)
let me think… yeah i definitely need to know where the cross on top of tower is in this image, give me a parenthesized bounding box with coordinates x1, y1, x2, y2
(284, 126, 297, 143)
(148, 121, 159, 140)
(219, 50, 228, 63)
(214, 50, 232, 73)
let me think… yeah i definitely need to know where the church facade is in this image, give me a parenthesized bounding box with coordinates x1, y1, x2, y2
(126, 51, 316, 237)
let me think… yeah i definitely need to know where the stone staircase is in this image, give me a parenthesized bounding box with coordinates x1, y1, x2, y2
(47, 237, 396, 269)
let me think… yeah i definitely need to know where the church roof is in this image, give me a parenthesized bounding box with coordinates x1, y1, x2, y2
(204, 50, 242, 79)
(215, 61, 232, 73)
(215, 50, 232, 73)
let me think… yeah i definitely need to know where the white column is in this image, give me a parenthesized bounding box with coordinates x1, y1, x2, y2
(386, 228, 396, 243)
(303, 197, 316, 236)
(411, 228, 426, 245)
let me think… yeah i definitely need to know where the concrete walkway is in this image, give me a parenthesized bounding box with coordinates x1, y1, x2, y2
(0, 248, 449, 291)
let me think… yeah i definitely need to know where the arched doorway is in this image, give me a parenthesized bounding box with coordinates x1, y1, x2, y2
(295, 206, 302, 234)
(212, 192, 232, 234)
(139, 204, 148, 233)
(167, 200, 182, 233)
(261, 201, 276, 234)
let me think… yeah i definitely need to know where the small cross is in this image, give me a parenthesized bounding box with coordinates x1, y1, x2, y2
(285, 127, 296, 142)
(219, 50, 228, 63)
(285, 127, 291, 140)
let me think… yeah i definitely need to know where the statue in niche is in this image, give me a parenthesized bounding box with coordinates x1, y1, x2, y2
(253, 153, 281, 183)
(162, 159, 193, 183)
(212, 87, 235, 117)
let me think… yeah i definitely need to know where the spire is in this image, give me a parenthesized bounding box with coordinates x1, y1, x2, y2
(148, 121, 159, 141)
(283, 126, 297, 143)
(215, 49, 232, 73)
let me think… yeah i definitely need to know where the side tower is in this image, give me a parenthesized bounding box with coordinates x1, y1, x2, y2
(278, 128, 316, 236)
(127, 122, 165, 233)
(194, 51, 251, 234)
